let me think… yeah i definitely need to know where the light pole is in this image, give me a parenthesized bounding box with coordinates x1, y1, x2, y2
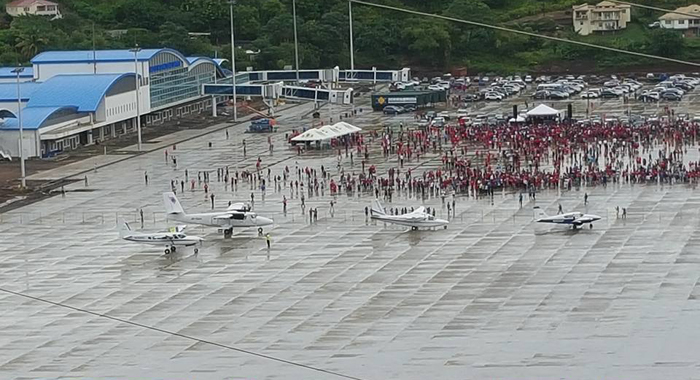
(229, 0, 238, 122)
(349, 0, 355, 78)
(292, 0, 300, 83)
(12, 67, 25, 188)
(129, 45, 142, 152)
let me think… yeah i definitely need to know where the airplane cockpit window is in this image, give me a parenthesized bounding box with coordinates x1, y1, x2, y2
(231, 213, 245, 220)
(428, 215, 435, 220)
(250, 214, 257, 219)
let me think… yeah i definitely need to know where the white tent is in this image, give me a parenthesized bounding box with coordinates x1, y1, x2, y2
(333, 121, 362, 133)
(291, 128, 335, 142)
(526, 104, 560, 117)
(508, 116, 526, 123)
(319, 124, 346, 137)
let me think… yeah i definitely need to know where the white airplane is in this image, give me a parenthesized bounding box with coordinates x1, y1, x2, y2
(119, 221, 203, 255)
(370, 199, 449, 230)
(163, 192, 273, 237)
(533, 206, 602, 229)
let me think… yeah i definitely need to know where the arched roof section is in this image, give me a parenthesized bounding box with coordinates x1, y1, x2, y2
(27, 73, 136, 112)
(186, 57, 226, 77)
(0, 109, 16, 119)
(0, 106, 79, 130)
(31, 48, 190, 64)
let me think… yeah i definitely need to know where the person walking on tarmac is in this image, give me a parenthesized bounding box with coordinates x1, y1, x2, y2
(265, 233, 271, 249)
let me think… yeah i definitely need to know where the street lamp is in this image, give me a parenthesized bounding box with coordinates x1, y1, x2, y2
(129, 45, 142, 152)
(292, 0, 300, 83)
(349, 0, 355, 77)
(11, 67, 25, 188)
(229, 0, 238, 122)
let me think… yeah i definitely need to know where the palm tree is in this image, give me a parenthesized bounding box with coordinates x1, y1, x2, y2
(16, 29, 49, 60)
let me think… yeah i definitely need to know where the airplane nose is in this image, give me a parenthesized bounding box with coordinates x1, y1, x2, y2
(257, 217, 274, 226)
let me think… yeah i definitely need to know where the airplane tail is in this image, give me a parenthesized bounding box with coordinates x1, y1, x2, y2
(163, 192, 185, 215)
(371, 199, 386, 216)
(119, 220, 132, 238)
(533, 206, 547, 220)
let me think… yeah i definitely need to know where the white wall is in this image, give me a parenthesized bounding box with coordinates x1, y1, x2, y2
(0, 129, 37, 158)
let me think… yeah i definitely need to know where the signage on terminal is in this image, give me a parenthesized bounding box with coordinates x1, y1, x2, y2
(149, 61, 182, 73)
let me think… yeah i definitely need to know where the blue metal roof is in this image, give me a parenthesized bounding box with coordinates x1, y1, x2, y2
(1, 106, 78, 130)
(0, 67, 33, 78)
(31, 48, 188, 64)
(27, 73, 135, 112)
(0, 82, 42, 102)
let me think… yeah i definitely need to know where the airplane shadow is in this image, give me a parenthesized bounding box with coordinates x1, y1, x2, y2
(534, 227, 597, 237)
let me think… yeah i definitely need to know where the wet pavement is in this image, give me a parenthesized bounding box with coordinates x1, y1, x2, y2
(2, 98, 700, 380)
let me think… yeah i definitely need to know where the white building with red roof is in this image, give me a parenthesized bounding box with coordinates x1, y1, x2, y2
(6, 0, 62, 19)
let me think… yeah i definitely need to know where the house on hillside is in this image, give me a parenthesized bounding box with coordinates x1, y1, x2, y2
(572, 1, 631, 36)
(659, 4, 700, 36)
(6, 0, 62, 19)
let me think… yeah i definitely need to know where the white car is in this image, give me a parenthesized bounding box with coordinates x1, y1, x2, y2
(456, 108, 470, 117)
(581, 91, 599, 99)
(428, 84, 444, 91)
(484, 92, 503, 101)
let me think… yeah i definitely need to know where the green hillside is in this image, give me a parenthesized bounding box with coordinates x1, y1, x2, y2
(0, 0, 696, 74)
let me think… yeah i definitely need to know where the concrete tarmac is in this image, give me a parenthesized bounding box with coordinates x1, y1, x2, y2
(2, 100, 700, 380)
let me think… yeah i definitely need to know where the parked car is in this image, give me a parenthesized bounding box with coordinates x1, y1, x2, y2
(383, 105, 405, 115)
(600, 89, 621, 98)
(661, 92, 682, 101)
(548, 91, 569, 99)
(533, 90, 549, 99)
(484, 92, 503, 101)
(403, 104, 417, 112)
(463, 93, 480, 102)
(581, 91, 599, 99)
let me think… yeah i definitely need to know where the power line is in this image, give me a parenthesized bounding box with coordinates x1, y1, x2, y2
(350, 0, 700, 68)
(0, 287, 365, 380)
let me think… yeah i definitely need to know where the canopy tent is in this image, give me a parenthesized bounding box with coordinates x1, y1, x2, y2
(291, 122, 362, 143)
(290, 128, 335, 142)
(333, 121, 362, 133)
(526, 104, 560, 117)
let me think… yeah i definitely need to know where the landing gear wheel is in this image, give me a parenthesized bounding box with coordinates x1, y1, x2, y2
(444, 225, 448, 230)
(194, 248, 199, 254)
(258, 227, 264, 236)
(224, 228, 232, 238)
(164, 248, 171, 255)
(589, 224, 593, 229)
(171, 246, 177, 252)
(411, 226, 418, 231)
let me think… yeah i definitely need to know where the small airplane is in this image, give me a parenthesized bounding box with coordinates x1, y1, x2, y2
(163, 192, 273, 237)
(119, 221, 203, 255)
(533, 206, 602, 229)
(370, 199, 449, 230)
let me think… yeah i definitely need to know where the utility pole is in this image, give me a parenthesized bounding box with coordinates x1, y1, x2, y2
(229, 0, 238, 122)
(292, 0, 301, 83)
(349, 0, 355, 78)
(12, 67, 25, 188)
(129, 45, 142, 151)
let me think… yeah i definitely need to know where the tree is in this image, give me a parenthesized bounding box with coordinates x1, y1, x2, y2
(648, 29, 684, 57)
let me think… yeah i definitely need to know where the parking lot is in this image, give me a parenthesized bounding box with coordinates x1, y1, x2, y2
(2, 91, 700, 380)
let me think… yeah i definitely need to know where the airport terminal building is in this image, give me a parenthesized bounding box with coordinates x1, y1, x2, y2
(0, 48, 226, 158)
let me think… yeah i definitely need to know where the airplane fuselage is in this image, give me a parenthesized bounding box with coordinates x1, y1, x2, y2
(372, 215, 449, 228)
(169, 212, 273, 229)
